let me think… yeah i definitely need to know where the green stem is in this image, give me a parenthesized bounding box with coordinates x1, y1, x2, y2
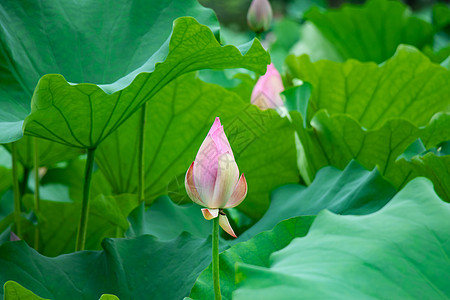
(75, 147, 96, 251)
(135, 104, 147, 235)
(33, 138, 40, 250)
(11, 142, 21, 237)
(212, 217, 221, 300)
(20, 167, 29, 196)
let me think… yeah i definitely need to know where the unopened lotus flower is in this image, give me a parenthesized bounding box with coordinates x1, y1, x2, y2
(185, 117, 247, 238)
(247, 0, 273, 34)
(251, 63, 284, 110)
(10, 232, 20, 241)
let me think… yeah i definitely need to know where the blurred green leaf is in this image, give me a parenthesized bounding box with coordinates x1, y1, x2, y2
(422, 32, 450, 64)
(423, 3, 450, 64)
(269, 19, 302, 70)
(287, 0, 327, 19)
(432, 3, 450, 31)
(233, 178, 450, 299)
(304, 0, 433, 63)
(290, 22, 343, 63)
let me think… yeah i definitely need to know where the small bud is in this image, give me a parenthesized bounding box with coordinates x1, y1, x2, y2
(247, 0, 273, 34)
(10, 232, 20, 241)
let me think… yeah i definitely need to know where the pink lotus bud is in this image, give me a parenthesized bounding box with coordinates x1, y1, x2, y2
(247, 0, 273, 33)
(185, 117, 247, 238)
(10, 232, 20, 241)
(251, 63, 284, 110)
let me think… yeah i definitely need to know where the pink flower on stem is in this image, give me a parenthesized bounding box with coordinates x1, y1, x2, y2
(251, 63, 284, 110)
(185, 117, 247, 238)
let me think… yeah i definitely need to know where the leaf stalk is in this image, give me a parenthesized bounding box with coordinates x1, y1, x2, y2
(11, 142, 21, 237)
(33, 137, 40, 250)
(75, 147, 96, 251)
(135, 104, 148, 235)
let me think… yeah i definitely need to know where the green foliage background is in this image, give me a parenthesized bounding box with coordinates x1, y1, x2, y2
(0, 0, 449, 299)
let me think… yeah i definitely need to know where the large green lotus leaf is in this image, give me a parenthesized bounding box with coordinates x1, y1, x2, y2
(96, 73, 299, 219)
(3, 137, 83, 169)
(239, 160, 396, 241)
(0, 0, 221, 144)
(21, 17, 269, 148)
(20, 193, 138, 256)
(0, 243, 109, 299)
(4, 281, 48, 300)
(291, 110, 450, 196)
(190, 217, 314, 300)
(233, 178, 450, 299)
(0, 233, 211, 300)
(304, 0, 433, 63)
(286, 46, 450, 189)
(286, 45, 450, 130)
(296, 112, 420, 187)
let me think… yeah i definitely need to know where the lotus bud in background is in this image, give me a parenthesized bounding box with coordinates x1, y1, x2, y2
(247, 0, 273, 34)
(185, 117, 247, 238)
(251, 63, 284, 110)
(10, 232, 20, 241)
